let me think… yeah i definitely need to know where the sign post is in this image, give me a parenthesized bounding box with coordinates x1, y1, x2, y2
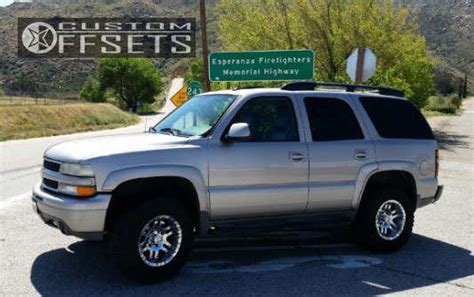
(346, 48, 376, 83)
(209, 49, 314, 82)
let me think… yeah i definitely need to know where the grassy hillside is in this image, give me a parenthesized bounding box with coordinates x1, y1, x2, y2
(0, 103, 139, 140)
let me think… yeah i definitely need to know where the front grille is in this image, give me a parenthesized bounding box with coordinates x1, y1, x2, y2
(43, 160, 60, 172)
(43, 178, 59, 190)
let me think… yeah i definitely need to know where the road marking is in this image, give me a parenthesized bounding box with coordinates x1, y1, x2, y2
(0, 193, 30, 210)
(362, 281, 391, 290)
(194, 243, 353, 253)
(187, 255, 382, 274)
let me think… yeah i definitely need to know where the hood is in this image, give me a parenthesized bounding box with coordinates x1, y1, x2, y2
(44, 133, 189, 163)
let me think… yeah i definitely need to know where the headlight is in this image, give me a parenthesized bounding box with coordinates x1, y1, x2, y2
(60, 163, 94, 177)
(58, 183, 96, 197)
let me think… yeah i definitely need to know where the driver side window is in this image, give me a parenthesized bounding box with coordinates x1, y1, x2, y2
(229, 96, 299, 142)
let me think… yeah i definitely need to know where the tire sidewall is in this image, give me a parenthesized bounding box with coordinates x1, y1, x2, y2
(355, 188, 414, 252)
(112, 198, 194, 282)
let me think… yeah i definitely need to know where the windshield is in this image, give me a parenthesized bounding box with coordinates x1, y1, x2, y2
(153, 94, 237, 137)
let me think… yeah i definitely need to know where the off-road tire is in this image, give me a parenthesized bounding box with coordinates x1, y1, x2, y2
(110, 198, 194, 283)
(354, 188, 414, 253)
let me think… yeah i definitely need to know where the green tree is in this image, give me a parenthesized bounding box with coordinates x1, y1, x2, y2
(97, 57, 162, 112)
(80, 76, 105, 102)
(217, 0, 434, 107)
(183, 59, 205, 85)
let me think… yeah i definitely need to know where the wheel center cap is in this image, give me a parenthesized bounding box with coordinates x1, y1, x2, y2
(153, 233, 163, 243)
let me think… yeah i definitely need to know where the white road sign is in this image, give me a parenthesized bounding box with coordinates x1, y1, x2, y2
(346, 48, 377, 83)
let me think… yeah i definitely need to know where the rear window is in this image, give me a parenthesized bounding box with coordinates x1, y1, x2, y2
(360, 97, 434, 140)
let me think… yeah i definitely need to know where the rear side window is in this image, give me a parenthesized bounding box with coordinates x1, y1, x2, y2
(360, 97, 434, 140)
(304, 97, 364, 141)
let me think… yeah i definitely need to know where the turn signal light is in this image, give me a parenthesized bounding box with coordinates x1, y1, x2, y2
(76, 186, 97, 197)
(435, 149, 439, 177)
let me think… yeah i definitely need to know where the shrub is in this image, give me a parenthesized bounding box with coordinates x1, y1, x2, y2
(425, 95, 461, 114)
(80, 76, 105, 102)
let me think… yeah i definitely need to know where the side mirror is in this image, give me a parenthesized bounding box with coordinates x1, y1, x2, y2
(225, 123, 251, 142)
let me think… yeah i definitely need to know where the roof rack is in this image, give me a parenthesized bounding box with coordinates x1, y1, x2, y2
(233, 85, 265, 90)
(281, 81, 404, 97)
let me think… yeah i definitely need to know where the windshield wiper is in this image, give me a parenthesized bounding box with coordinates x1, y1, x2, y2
(159, 127, 193, 137)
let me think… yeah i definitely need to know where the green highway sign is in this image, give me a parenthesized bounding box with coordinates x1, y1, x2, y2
(187, 80, 203, 97)
(209, 49, 314, 82)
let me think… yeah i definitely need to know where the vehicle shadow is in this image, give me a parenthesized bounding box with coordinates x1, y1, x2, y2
(30, 232, 473, 296)
(433, 129, 470, 151)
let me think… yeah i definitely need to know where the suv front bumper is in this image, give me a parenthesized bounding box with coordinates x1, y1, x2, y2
(417, 185, 443, 209)
(32, 183, 111, 240)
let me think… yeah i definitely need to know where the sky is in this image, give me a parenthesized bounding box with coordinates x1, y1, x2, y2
(0, 0, 15, 7)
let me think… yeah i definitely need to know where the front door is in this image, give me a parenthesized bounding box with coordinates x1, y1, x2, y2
(208, 96, 309, 219)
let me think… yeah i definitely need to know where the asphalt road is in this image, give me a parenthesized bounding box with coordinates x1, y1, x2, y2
(0, 99, 473, 296)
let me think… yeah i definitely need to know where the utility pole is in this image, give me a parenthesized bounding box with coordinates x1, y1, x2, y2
(463, 73, 468, 98)
(199, 0, 210, 92)
(355, 47, 366, 84)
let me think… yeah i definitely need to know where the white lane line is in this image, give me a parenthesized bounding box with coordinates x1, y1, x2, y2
(0, 193, 30, 210)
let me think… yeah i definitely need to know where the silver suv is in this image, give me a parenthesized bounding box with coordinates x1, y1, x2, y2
(32, 82, 443, 282)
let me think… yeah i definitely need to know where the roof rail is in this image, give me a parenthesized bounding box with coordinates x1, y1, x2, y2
(233, 85, 265, 90)
(281, 81, 404, 97)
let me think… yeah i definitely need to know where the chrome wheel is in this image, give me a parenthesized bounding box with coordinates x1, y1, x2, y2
(375, 200, 406, 241)
(138, 215, 182, 267)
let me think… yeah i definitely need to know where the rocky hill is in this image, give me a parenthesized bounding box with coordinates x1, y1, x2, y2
(0, 0, 471, 97)
(402, 0, 473, 77)
(0, 0, 209, 97)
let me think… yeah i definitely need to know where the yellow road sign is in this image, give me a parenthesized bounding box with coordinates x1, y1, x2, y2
(171, 86, 189, 107)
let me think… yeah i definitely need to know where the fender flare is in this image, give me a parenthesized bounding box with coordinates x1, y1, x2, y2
(352, 161, 418, 209)
(102, 165, 210, 233)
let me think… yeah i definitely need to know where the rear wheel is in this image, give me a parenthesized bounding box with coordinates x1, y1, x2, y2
(354, 188, 414, 252)
(110, 198, 193, 283)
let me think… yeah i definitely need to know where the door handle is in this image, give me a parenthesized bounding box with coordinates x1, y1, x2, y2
(289, 152, 305, 162)
(353, 149, 368, 161)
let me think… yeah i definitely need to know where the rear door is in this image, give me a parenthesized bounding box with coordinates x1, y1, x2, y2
(299, 94, 375, 211)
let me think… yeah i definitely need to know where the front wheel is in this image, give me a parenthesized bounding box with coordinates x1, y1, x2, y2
(110, 199, 194, 283)
(354, 188, 414, 252)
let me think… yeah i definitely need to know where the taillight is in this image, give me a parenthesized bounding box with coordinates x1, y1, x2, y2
(435, 149, 439, 177)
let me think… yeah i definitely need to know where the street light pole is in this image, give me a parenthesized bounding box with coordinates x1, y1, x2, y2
(199, 0, 210, 92)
